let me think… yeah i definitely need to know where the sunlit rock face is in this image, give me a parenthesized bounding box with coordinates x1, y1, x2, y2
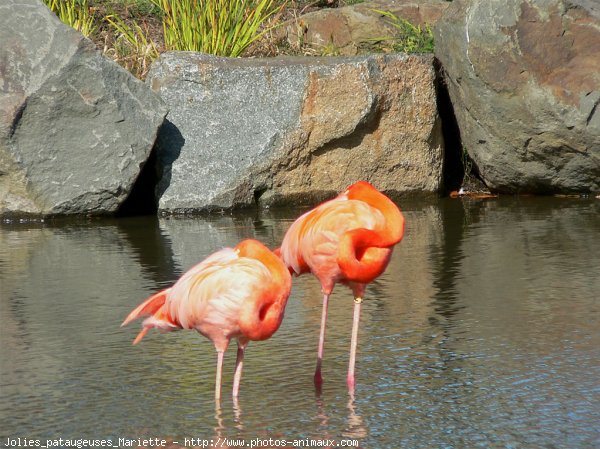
(148, 52, 443, 213)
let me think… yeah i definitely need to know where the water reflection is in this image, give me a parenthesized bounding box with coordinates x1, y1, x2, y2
(214, 402, 225, 439)
(343, 394, 367, 440)
(1, 197, 599, 448)
(232, 397, 244, 432)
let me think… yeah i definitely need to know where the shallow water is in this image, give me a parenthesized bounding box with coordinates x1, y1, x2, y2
(1, 197, 599, 449)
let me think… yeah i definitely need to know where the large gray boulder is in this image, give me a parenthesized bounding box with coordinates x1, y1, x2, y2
(148, 52, 443, 213)
(0, 0, 167, 216)
(435, 0, 600, 194)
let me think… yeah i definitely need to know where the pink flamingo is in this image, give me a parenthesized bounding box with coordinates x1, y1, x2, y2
(277, 181, 405, 390)
(122, 239, 292, 400)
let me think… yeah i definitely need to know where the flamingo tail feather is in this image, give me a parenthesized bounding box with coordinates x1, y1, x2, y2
(122, 289, 169, 327)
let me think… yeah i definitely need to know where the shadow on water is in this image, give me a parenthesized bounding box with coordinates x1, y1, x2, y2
(111, 216, 180, 285)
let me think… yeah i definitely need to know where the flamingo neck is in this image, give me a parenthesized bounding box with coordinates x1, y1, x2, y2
(338, 182, 405, 284)
(338, 230, 393, 284)
(236, 240, 292, 341)
(346, 183, 405, 247)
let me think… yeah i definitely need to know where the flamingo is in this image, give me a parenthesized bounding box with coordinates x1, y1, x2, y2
(277, 181, 405, 390)
(122, 239, 292, 400)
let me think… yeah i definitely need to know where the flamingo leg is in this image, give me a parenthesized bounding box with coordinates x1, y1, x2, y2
(215, 350, 225, 401)
(233, 341, 247, 398)
(315, 293, 330, 386)
(347, 297, 362, 391)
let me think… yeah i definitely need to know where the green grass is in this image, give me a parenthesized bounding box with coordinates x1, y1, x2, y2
(150, 0, 283, 57)
(104, 13, 159, 77)
(90, 0, 162, 16)
(43, 0, 98, 37)
(371, 9, 434, 53)
(43, 0, 285, 78)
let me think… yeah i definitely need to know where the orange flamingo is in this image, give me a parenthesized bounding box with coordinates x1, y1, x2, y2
(278, 181, 405, 390)
(122, 239, 292, 400)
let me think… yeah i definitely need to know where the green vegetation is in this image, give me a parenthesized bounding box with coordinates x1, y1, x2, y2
(319, 41, 341, 56)
(41, 1, 436, 79)
(42, 0, 283, 78)
(43, 0, 98, 37)
(104, 13, 159, 77)
(372, 9, 434, 53)
(151, 0, 282, 56)
(153, 0, 281, 57)
(44, 0, 285, 78)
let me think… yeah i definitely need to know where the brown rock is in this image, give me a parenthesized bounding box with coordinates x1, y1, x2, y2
(283, 0, 449, 55)
(261, 54, 444, 205)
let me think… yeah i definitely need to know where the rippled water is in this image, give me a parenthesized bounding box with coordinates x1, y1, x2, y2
(1, 197, 599, 448)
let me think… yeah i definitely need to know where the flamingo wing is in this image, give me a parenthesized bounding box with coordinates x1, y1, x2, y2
(280, 197, 385, 280)
(167, 250, 280, 349)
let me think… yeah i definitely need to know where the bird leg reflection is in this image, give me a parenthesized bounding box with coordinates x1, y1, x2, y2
(213, 400, 224, 438)
(233, 395, 244, 431)
(344, 392, 367, 439)
(314, 395, 329, 429)
(312, 395, 335, 443)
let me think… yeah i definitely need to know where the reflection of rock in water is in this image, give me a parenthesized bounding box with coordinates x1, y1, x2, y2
(0, 219, 175, 436)
(0, 226, 54, 400)
(369, 203, 443, 329)
(113, 216, 180, 286)
(157, 209, 297, 273)
(455, 197, 600, 351)
(428, 198, 469, 331)
(0, 226, 50, 350)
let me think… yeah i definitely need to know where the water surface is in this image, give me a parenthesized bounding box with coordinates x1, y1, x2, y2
(1, 197, 599, 448)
